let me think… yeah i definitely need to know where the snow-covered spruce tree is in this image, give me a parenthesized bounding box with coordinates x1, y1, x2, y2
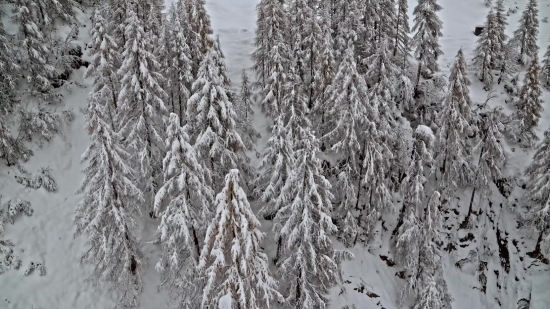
(75, 76, 145, 308)
(411, 0, 443, 89)
(186, 0, 213, 76)
(198, 169, 283, 308)
(235, 69, 259, 149)
(252, 0, 288, 90)
(259, 42, 290, 119)
(512, 0, 539, 65)
(523, 129, 550, 256)
(462, 106, 505, 228)
(412, 191, 453, 309)
(365, 38, 401, 91)
(541, 43, 550, 89)
(162, 0, 193, 124)
(322, 44, 373, 245)
(85, 5, 119, 130)
(12, 0, 57, 102)
(273, 111, 346, 308)
(472, 9, 498, 88)
(396, 125, 435, 298)
(154, 113, 214, 308)
(117, 0, 168, 207)
(493, 0, 508, 69)
(393, 0, 411, 69)
(498, 40, 520, 85)
(187, 44, 245, 190)
(256, 115, 295, 220)
(311, 8, 335, 122)
(359, 0, 395, 60)
(332, 0, 363, 62)
(301, 0, 325, 109)
(436, 49, 474, 198)
(515, 56, 543, 147)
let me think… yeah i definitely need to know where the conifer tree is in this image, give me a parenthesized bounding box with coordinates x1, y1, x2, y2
(396, 126, 435, 303)
(436, 49, 474, 197)
(541, 43, 550, 89)
(235, 69, 259, 149)
(198, 169, 283, 308)
(311, 9, 336, 118)
(365, 38, 401, 90)
(256, 116, 295, 219)
(498, 41, 520, 85)
(472, 9, 498, 88)
(252, 0, 288, 89)
(393, 0, 411, 68)
(187, 45, 245, 189)
(12, 0, 57, 102)
(75, 73, 144, 308)
(462, 106, 505, 228)
(523, 129, 550, 255)
(85, 5, 119, 130)
(186, 0, 214, 76)
(259, 43, 289, 119)
(322, 44, 373, 245)
(515, 56, 543, 147)
(493, 0, 508, 68)
(273, 111, 342, 308)
(413, 191, 453, 309)
(154, 113, 214, 307)
(512, 0, 539, 65)
(411, 0, 443, 89)
(332, 0, 363, 61)
(163, 0, 193, 124)
(117, 0, 168, 206)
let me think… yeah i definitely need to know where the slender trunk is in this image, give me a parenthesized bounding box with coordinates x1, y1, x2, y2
(461, 148, 483, 228)
(393, 15, 400, 57)
(191, 225, 201, 261)
(274, 236, 282, 264)
(355, 141, 366, 211)
(415, 60, 423, 90)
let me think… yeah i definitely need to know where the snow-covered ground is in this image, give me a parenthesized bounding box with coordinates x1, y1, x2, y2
(1, 0, 550, 308)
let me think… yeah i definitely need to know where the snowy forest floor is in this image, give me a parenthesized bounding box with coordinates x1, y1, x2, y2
(1, 0, 550, 308)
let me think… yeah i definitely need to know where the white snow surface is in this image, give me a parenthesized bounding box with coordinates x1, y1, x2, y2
(1, 0, 550, 308)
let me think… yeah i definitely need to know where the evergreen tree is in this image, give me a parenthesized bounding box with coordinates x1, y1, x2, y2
(515, 56, 543, 147)
(332, 0, 363, 61)
(498, 40, 520, 85)
(493, 0, 508, 68)
(365, 38, 401, 91)
(163, 0, 193, 124)
(252, 0, 288, 89)
(256, 116, 295, 219)
(187, 44, 245, 189)
(411, 0, 443, 89)
(186, 0, 214, 76)
(472, 9, 498, 88)
(154, 113, 214, 308)
(235, 69, 259, 150)
(311, 9, 336, 120)
(75, 75, 144, 308)
(273, 114, 342, 308)
(321, 44, 373, 245)
(413, 191, 453, 309)
(512, 0, 539, 65)
(117, 1, 168, 206)
(523, 129, 550, 255)
(396, 125, 434, 286)
(462, 106, 505, 228)
(541, 43, 550, 89)
(12, 0, 57, 102)
(85, 5, 119, 130)
(198, 169, 283, 308)
(436, 49, 474, 197)
(259, 43, 289, 119)
(393, 0, 411, 69)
